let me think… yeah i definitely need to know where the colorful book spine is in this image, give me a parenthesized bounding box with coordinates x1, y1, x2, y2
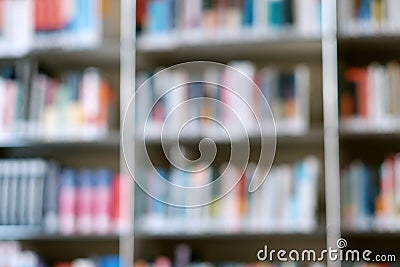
(139, 0, 321, 36)
(0, 158, 127, 236)
(341, 61, 400, 131)
(136, 156, 319, 234)
(342, 153, 400, 231)
(138, 62, 310, 136)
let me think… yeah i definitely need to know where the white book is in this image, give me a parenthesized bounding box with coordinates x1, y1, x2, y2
(253, 0, 268, 32)
(17, 161, 29, 225)
(0, 161, 10, 225)
(224, 61, 256, 136)
(277, 164, 292, 231)
(185, 164, 211, 233)
(261, 167, 277, 231)
(337, 0, 352, 34)
(387, 62, 399, 126)
(9, 0, 33, 55)
(165, 69, 188, 136)
(81, 68, 102, 137)
(136, 71, 152, 139)
(26, 160, 45, 225)
(182, 0, 202, 38)
(372, 64, 386, 128)
(218, 163, 240, 232)
(366, 63, 377, 126)
(295, 0, 320, 34)
(72, 258, 96, 267)
(294, 64, 310, 132)
(8, 160, 18, 225)
(203, 66, 223, 136)
(0, 0, 32, 56)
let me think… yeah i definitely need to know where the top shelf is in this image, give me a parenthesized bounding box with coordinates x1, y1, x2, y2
(136, 30, 321, 64)
(0, 41, 120, 67)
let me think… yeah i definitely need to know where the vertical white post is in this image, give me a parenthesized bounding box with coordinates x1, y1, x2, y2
(321, 0, 341, 266)
(120, 0, 136, 265)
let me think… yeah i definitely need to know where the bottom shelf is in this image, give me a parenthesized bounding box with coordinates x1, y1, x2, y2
(134, 230, 326, 263)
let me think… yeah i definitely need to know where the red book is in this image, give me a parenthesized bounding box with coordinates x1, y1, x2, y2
(35, 0, 70, 31)
(345, 67, 368, 118)
(137, 0, 148, 30)
(0, 0, 5, 33)
(110, 174, 132, 234)
(54, 263, 72, 267)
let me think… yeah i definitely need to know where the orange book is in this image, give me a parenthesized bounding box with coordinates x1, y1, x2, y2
(380, 156, 396, 220)
(340, 92, 354, 118)
(99, 81, 111, 128)
(345, 67, 368, 118)
(238, 173, 247, 216)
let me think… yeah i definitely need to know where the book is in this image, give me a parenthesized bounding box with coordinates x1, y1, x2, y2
(339, 0, 400, 35)
(136, 156, 320, 234)
(341, 153, 400, 231)
(340, 61, 400, 132)
(138, 0, 321, 42)
(0, 158, 127, 236)
(139, 62, 310, 138)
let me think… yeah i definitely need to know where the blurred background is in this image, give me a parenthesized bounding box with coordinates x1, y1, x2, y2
(0, 0, 399, 267)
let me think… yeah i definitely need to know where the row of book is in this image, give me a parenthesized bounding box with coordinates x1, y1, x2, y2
(342, 154, 400, 231)
(137, 0, 321, 47)
(135, 243, 326, 267)
(0, 159, 131, 236)
(339, 0, 400, 35)
(340, 62, 400, 132)
(0, 67, 115, 141)
(0, 0, 101, 55)
(0, 242, 120, 267)
(136, 156, 319, 234)
(137, 0, 321, 35)
(136, 62, 309, 138)
(135, 260, 326, 267)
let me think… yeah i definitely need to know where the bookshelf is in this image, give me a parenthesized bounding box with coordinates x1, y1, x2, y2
(133, 0, 398, 266)
(132, 0, 328, 266)
(0, 1, 128, 267)
(336, 1, 400, 265)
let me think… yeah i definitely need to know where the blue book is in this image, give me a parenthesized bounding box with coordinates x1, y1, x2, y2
(67, 0, 97, 33)
(243, 0, 254, 27)
(99, 256, 121, 267)
(349, 162, 368, 229)
(268, 0, 285, 27)
(148, 0, 173, 33)
(359, 0, 371, 21)
(153, 167, 168, 217)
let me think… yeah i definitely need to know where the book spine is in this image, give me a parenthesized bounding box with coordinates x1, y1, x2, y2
(58, 169, 76, 235)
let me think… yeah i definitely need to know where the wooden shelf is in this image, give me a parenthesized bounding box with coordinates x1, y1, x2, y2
(0, 225, 122, 241)
(141, 128, 323, 146)
(134, 229, 326, 241)
(0, 41, 120, 67)
(137, 31, 321, 66)
(0, 131, 120, 149)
